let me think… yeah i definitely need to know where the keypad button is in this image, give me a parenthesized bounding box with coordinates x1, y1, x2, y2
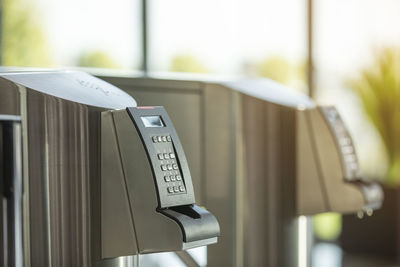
(164, 153, 170, 159)
(162, 136, 167, 142)
(349, 162, 358, 171)
(157, 136, 162, 142)
(345, 154, 356, 163)
(168, 187, 174, 193)
(179, 186, 185, 192)
(164, 176, 170, 182)
(171, 175, 176, 181)
(334, 123, 345, 134)
(342, 146, 354, 154)
(161, 165, 167, 171)
(339, 137, 351, 146)
(326, 108, 339, 122)
(170, 153, 175, 159)
(167, 164, 173, 170)
(176, 175, 182, 181)
(158, 153, 164, 160)
(152, 136, 158, 143)
(172, 164, 178, 170)
(173, 186, 179, 193)
(167, 136, 171, 142)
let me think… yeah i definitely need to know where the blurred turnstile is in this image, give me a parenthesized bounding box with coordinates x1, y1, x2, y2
(99, 75, 383, 267)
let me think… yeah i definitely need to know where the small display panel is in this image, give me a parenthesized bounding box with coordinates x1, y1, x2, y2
(141, 116, 165, 127)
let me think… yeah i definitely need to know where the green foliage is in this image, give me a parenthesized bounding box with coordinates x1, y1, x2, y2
(2, 0, 53, 66)
(313, 212, 342, 241)
(257, 56, 306, 85)
(348, 48, 400, 186)
(170, 54, 209, 73)
(77, 51, 120, 69)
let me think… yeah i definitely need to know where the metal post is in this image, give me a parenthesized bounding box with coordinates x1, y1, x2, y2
(307, 0, 314, 98)
(141, 0, 148, 74)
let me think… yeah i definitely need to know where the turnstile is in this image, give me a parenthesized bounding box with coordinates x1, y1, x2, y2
(99, 74, 383, 267)
(0, 71, 220, 267)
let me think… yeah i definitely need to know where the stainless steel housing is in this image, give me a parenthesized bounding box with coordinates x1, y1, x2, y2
(0, 71, 137, 267)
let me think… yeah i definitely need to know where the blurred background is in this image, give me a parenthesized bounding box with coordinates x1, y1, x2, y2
(2, 0, 400, 266)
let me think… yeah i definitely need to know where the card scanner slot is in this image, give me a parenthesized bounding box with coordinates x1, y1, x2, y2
(158, 204, 220, 243)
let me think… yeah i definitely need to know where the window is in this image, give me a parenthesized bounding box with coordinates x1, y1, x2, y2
(2, 0, 141, 69)
(148, 0, 307, 92)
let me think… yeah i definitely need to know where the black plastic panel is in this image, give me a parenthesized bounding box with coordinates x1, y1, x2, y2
(127, 106, 196, 208)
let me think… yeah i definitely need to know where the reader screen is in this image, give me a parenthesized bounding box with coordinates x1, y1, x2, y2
(141, 116, 165, 127)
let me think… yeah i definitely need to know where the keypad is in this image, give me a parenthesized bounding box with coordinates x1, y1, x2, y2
(152, 135, 172, 143)
(152, 134, 186, 195)
(322, 107, 359, 178)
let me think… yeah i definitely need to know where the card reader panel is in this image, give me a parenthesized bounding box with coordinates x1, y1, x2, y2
(319, 106, 360, 181)
(127, 106, 195, 208)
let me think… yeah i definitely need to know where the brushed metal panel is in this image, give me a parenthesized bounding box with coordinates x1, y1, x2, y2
(25, 90, 97, 267)
(242, 97, 298, 267)
(203, 84, 238, 267)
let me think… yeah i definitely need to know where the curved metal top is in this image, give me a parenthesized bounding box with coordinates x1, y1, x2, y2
(0, 70, 136, 109)
(223, 78, 315, 109)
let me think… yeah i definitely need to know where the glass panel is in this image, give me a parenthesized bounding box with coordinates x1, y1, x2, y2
(149, 0, 307, 92)
(2, 0, 141, 70)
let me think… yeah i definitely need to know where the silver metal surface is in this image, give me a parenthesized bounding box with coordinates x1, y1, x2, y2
(175, 251, 200, 267)
(12, 122, 23, 267)
(0, 71, 136, 109)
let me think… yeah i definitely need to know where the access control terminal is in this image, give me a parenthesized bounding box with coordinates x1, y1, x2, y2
(127, 106, 195, 208)
(320, 106, 360, 181)
(100, 106, 220, 259)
